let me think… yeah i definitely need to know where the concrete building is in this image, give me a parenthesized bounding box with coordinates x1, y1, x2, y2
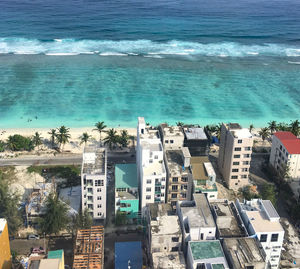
(269, 132, 300, 198)
(159, 123, 185, 150)
(47, 250, 65, 269)
(210, 200, 248, 239)
(187, 240, 229, 269)
(146, 203, 185, 268)
(218, 123, 253, 190)
(191, 156, 218, 200)
(165, 148, 193, 208)
(115, 163, 139, 222)
(152, 252, 186, 269)
(0, 219, 11, 269)
(177, 193, 216, 252)
(81, 146, 107, 219)
(236, 199, 284, 269)
(183, 127, 210, 156)
(137, 117, 167, 212)
(222, 238, 266, 269)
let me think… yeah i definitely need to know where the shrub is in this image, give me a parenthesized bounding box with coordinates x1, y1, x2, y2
(7, 134, 34, 151)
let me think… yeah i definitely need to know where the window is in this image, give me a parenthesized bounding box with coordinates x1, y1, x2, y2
(243, 161, 249, 165)
(170, 140, 174, 144)
(238, 139, 242, 143)
(271, 234, 278, 242)
(97, 204, 102, 208)
(232, 168, 239, 172)
(165, 140, 169, 144)
(182, 177, 188, 182)
(161, 177, 165, 182)
(283, 149, 285, 153)
(171, 193, 177, 198)
(171, 247, 178, 252)
(234, 154, 240, 158)
(172, 177, 178, 182)
(155, 187, 160, 192)
(97, 188, 101, 192)
(161, 185, 165, 189)
(231, 175, 238, 179)
(146, 195, 151, 200)
(146, 187, 151, 192)
(181, 184, 188, 190)
(172, 185, 178, 191)
(97, 212, 102, 216)
(260, 234, 268, 242)
(181, 193, 187, 198)
(154, 155, 158, 159)
(88, 196, 92, 201)
(95, 180, 104, 186)
(88, 204, 93, 209)
(245, 147, 251, 151)
(233, 162, 239, 165)
(149, 159, 153, 163)
(234, 147, 241, 151)
(87, 188, 93, 193)
(280, 145, 282, 150)
(172, 237, 179, 242)
(161, 193, 164, 197)
(97, 196, 102, 200)
(235, 183, 238, 186)
(244, 154, 250, 158)
(147, 179, 151, 184)
(241, 175, 248, 179)
(242, 168, 248, 172)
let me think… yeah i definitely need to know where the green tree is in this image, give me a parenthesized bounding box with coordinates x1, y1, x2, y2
(40, 193, 69, 235)
(103, 128, 118, 150)
(68, 208, 93, 235)
(261, 184, 277, 206)
(32, 132, 43, 150)
(176, 122, 184, 128)
(7, 134, 34, 151)
(0, 168, 22, 235)
(93, 121, 107, 145)
(115, 211, 127, 225)
(268, 121, 277, 134)
(249, 124, 254, 133)
(290, 120, 300, 137)
(277, 122, 290, 131)
(258, 127, 270, 143)
(48, 129, 57, 148)
(79, 132, 91, 147)
(118, 130, 129, 148)
(56, 126, 71, 151)
(0, 140, 5, 152)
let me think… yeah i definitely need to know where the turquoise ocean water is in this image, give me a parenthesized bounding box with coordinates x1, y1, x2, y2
(0, 0, 299, 128)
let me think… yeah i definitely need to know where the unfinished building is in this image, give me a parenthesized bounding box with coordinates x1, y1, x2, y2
(73, 226, 104, 269)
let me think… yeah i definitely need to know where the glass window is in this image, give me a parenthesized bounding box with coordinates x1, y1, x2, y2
(271, 234, 278, 242)
(231, 175, 238, 179)
(146, 195, 151, 200)
(146, 187, 151, 192)
(234, 154, 240, 158)
(147, 179, 151, 184)
(245, 146, 251, 151)
(172, 185, 178, 191)
(234, 147, 242, 151)
(232, 168, 239, 172)
(170, 140, 174, 144)
(172, 177, 178, 182)
(97, 196, 102, 200)
(171, 193, 177, 198)
(233, 162, 239, 165)
(238, 139, 242, 143)
(260, 234, 268, 242)
(165, 140, 169, 143)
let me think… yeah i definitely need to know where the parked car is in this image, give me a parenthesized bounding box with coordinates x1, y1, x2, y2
(31, 247, 45, 254)
(27, 234, 40, 240)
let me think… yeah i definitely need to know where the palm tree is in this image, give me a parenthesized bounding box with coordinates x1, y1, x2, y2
(80, 132, 91, 147)
(48, 129, 57, 148)
(93, 121, 107, 146)
(249, 124, 254, 133)
(259, 127, 270, 143)
(32, 132, 43, 150)
(103, 128, 118, 150)
(56, 126, 71, 151)
(7, 135, 17, 151)
(176, 122, 184, 128)
(268, 121, 277, 134)
(119, 130, 129, 148)
(290, 120, 300, 137)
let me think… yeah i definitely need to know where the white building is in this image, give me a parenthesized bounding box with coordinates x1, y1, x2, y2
(177, 193, 216, 252)
(159, 123, 185, 150)
(187, 240, 229, 269)
(137, 117, 167, 212)
(236, 199, 284, 269)
(218, 123, 253, 190)
(81, 147, 107, 219)
(269, 131, 300, 198)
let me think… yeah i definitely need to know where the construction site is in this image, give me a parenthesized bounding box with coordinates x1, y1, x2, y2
(73, 226, 104, 269)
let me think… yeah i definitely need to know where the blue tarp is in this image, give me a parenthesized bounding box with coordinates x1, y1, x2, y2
(212, 136, 220, 144)
(115, 241, 143, 269)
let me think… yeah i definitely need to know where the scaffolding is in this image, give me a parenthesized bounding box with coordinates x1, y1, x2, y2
(73, 226, 104, 269)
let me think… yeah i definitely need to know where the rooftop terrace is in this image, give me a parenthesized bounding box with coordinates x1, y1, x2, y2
(160, 124, 184, 138)
(189, 240, 224, 260)
(115, 163, 138, 189)
(82, 147, 106, 175)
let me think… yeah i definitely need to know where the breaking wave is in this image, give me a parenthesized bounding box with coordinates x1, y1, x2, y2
(0, 37, 300, 57)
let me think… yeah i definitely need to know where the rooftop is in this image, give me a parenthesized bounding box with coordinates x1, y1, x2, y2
(143, 161, 165, 177)
(48, 250, 64, 260)
(115, 241, 143, 269)
(152, 252, 186, 269)
(117, 190, 138, 200)
(0, 218, 7, 234)
(223, 238, 265, 268)
(39, 259, 60, 269)
(160, 124, 184, 138)
(82, 147, 106, 175)
(190, 156, 209, 180)
(194, 182, 218, 192)
(166, 150, 191, 176)
(189, 240, 224, 260)
(59, 186, 81, 215)
(115, 164, 138, 189)
(184, 127, 207, 140)
(149, 203, 181, 235)
(274, 131, 300, 154)
(211, 200, 248, 238)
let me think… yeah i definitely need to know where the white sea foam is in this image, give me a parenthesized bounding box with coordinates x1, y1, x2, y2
(46, 52, 79, 56)
(288, 61, 300, 65)
(0, 37, 299, 57)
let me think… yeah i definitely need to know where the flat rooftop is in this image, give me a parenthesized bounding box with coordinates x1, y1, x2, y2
(189, 240, 224, 260)
(161, 124, 184, 138)
(223, 238, 265, 267)
(115, 241, 142, 269)
(194, 182, 218, 192)
(82, 147, 106, 175)
(115, 163, 138, 189)
(152, 252, 186, 269)
(211, 201, 247, 238)
(39, 259, 60, 269)
(141, 140, 162, 151)
(117, 190, 138, 200)
(59, 186, 81, 215)
(184, 127, 207, 140)
(166, 150, 191, 176)
(149, 203, 181, 235)
(143, 161, 165, 177)
(190, 156, 209, 180)
(139, 127, 160, 140)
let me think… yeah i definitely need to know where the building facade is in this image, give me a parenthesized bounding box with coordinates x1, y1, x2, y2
(183, 127, 210, 156)
(0, 219, 11, 269)
(159, 123, 185, 150)
(236, 199, 284, 269)
(218, 123, 253, 190)
(81, 147, 107, 219)
(137, 117, 167, 212)
(115, 163, 139, 222)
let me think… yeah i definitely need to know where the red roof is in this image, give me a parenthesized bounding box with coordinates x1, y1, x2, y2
(274, 131, 300, 154)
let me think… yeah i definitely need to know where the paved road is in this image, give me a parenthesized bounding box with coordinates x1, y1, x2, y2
(0, 151, 136, 166)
